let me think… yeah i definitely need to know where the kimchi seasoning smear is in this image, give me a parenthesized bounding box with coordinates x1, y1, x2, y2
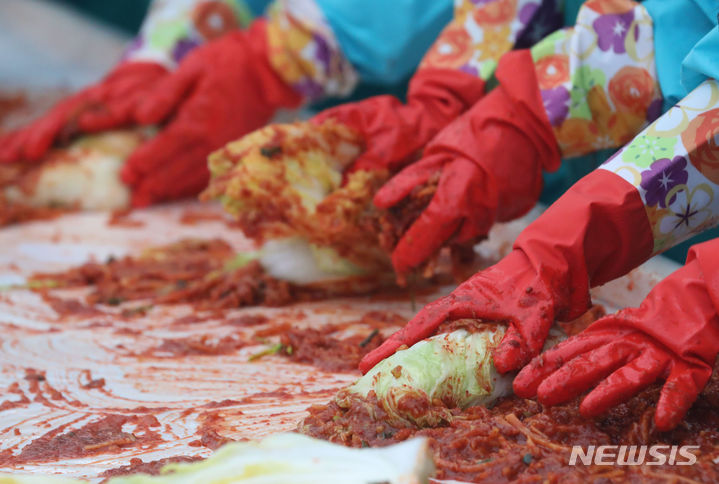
(1, 414, 163, 466)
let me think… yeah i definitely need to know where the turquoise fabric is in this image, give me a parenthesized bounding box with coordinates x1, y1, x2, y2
(244, 0, 271, 16)
(644, 0, 717, 110)
(56, 0, 151, 32)
(315, 0, 453, 85)
(56, 0, 268, 33)
(682, 21, 719, 95)
(562, 0, 585, 25)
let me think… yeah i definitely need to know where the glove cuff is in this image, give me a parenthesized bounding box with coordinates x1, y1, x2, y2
(494, 50, 561, 172)
(247, 20, 304, 110)
(688, 240, 719, 325)
(515, 169, 654, 320)
(407, 68, 486, 127)
(107, 61, 169, 80)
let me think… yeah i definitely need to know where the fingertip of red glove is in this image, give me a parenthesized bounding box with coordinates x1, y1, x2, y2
(390, 251, 413, 277)
(512, 363, 543, 399)
(130, 184, 156, 208)
(120, 162, 139, 186)
(358, 348, 386, 374)
(373, 181, 402, 209)
(653, 408, 682, 432)
(359, 335, 406, 374)
(493, 327, 530, 374)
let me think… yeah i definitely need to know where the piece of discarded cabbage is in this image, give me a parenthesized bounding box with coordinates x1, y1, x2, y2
(0, 433, 433, 484)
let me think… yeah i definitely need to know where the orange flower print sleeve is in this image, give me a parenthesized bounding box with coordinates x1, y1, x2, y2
(601, 80, 719, 254)
(420, 0, 563, 81)
(124, 0, 255, 68)
(530, 0, 661, 159)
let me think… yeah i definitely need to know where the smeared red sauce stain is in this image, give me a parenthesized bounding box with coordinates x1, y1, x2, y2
(301, 369, 719, 483)
(83, 378, 106, 389)
(252, 322, 291, 339)
(107, 209, 145, 228)
(178, 209, 230, 225)
(240, 388, 292, 403)
(100, 455, 203, 480)
(0, 414, 163, 465)
(202, 399, 243, 409)
(0, 196, 70, 228)
(136, 333, 250, 358)
(0, 381, 30, 411)
(40, 293, 106, 319)
(171, 314, 213, 326)
(225, 314, 269, 327)
(189, 411, 235, 450)
(22, 369, 84, 407)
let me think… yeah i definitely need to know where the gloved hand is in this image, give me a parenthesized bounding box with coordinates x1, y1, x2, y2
(311, 67, 486, 174)
(360, 169, 655, 374)
(374, 51, 560, 274)
(0, 62, 168, 163)
(122, 20, 302, 207)
(514, 239, 719, 431)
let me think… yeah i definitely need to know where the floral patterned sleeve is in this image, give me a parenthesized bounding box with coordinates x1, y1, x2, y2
(264, 0, 358, 101)
(601, 79, 719, 255)
(123, 0, 255, 68)
(530, 0, 662, 159)
(419, 0, 563, 81)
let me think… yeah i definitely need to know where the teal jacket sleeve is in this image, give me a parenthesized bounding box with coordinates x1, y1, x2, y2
(644, 0, 718, 109)
(314, 0, 453, 84)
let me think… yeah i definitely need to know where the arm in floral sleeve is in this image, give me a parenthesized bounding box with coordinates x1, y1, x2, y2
(312, 0, 563, 175)
(119, 0, 362, 205)
(419, 0, 563, 84)
(601, 79, 719, 255)
(124, 0, 257, 68)
(373, 0, 663, 274)
(536, 0, 662, 158)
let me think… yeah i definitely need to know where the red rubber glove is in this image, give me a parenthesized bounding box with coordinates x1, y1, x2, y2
(374, 51, 560, 274)
(311, 67, 486, 173)
(123, 20, 302, 207)
(0, 62, 168, 163)
(360, 169, 655, 374)
(514, 239, 719, 431)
